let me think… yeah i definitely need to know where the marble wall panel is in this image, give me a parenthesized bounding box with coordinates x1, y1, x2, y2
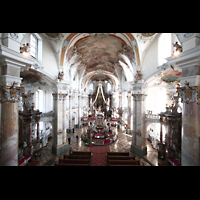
(1, 102, 18, 166)
(182, 103, 200, 165)
(182, 65, 198, 77)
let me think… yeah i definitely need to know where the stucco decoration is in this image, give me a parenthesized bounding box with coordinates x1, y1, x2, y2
(45, 33, 60, 38)
(75, 36, 125, 74)
(20, 68, 41, 83)
(160, 68, 182, 83)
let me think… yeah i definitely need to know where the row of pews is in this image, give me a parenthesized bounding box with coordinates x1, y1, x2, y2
(55, 151, 91, 166)
(55, 151, 143, 166)
(107, 152, 143, 166)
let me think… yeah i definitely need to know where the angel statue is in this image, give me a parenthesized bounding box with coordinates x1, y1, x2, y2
(58, 71, 64, 81)
(172, 42, 182, 54)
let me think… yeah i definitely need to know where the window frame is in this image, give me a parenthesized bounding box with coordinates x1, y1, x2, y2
(30, 34, 38, 58)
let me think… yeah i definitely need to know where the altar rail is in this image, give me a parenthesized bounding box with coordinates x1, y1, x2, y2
(145, 114, 160, 119)
(145, 114, 160, 124)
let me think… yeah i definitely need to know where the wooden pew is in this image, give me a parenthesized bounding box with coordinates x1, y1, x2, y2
(64, 155, 91, 159)
(59, 158, 91, 165)
(72, 151, 91, 155)
(107, 156, 135, 160)
(109, 165, 143, 166)
(108, 159, 140, 166)
(55, 163, 89, 166)
(107, 152, 129, 156)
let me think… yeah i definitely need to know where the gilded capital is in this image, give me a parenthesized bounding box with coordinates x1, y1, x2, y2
(176, 81, 200, 104)
(1, 82, 24, 103)
(132, 92, 147, 101)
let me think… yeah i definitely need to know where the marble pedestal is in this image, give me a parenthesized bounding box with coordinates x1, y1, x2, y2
(131, 144, 147, 157)
(75, 124, 82, 128)
(52, 143, 68, 156)
(67, 128, 74, 133)
(126, 129, 132, 134)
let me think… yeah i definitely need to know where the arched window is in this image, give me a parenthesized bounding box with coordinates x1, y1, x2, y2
(158, 33, 172, 65)
(90, 82, 93, 92)
(30, 34, 38, 58)
(107, 82, 111, 93)
(35, 89, 44, 112)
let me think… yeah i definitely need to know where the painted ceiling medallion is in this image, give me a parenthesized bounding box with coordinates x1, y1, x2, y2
(89, 33, 110, 38)
(45, 33, 60, 38)
(141, 33, 155, 37)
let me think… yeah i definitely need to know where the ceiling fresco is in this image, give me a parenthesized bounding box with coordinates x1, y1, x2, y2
(91, 74, 111, 82)
(75, 36, 125, 74)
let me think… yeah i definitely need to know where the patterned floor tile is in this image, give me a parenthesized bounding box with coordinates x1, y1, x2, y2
(25, 126, 159, 166)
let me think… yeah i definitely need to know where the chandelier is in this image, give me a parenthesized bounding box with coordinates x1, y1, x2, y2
(91, 81, 107, 107)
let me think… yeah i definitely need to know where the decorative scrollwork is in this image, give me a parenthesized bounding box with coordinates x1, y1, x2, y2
(0, 82, 24, 103)
(10, 33, 18, 39)
(177, 81, 200, 104)
(132, 92, 147, 101)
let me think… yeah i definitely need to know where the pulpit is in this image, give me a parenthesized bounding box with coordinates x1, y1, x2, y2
(18, 91, 42, 160)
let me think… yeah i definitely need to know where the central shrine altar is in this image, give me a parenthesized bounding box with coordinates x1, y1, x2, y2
(81, 108, 117, 146)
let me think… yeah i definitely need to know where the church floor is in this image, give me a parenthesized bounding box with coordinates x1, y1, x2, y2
(32, 126, 160, 166)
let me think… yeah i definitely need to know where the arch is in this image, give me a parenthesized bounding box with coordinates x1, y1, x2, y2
(72, 111, 78, 126)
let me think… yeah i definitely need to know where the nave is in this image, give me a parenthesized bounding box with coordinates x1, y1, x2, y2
(26, 126, 160, 166)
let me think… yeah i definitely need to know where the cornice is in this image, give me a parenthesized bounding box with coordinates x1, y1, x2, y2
(166, 45, 200, 66)
(0, 45, 35, 66)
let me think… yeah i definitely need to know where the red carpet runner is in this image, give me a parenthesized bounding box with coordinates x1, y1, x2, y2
(90, 146, 110, 166)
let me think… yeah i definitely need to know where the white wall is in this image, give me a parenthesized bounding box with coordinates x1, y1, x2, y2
(142, 33, 180, 80)
(145, 86, 167, 114)
(42, 35, 58, 78)
(142, 34, 159, 80)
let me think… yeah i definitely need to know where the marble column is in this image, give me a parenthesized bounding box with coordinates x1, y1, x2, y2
(119, 92, 122, 109)
(0, 83, 23, 166)
(131, 92, 147, 157)
(126, 92, 132, 134)
(177, 81, 200, 165)
(167, 45, 200, 165)
(67, 91, 73, 133)
(77, 92, 82, 128)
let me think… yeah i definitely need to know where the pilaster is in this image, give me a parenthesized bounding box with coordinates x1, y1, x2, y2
(126, 91, 132, 134)
(52, 93, 68, 155)
(67, 90, 73, 133)
(76, 91, 82, 128)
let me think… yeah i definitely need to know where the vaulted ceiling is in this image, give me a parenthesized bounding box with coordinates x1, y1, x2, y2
(43, 33, 158, 87)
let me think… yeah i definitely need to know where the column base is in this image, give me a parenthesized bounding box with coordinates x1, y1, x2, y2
(131, 144, 147, 157)
(67, 128, 74, 133)
(126, 129, 132, 134)
(24, 146, 34, 156)
(75, 124, 82, 128)
(52, 143, 68, 156)
(117, 124, 124, 130)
